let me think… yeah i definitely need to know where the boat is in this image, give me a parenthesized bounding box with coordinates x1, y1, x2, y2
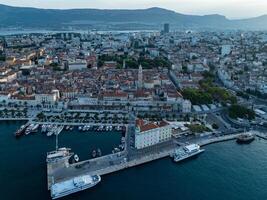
(73, 154, 79, 162)
(91, 150, 97, 158)
(173, 144, 204, 162)
(15, 124, 28, 137)
(41, 124, 47, 133)
(31, 124, 39, 133)
(46, 147, 73, 163)
(82, 126, 87, 132)
(50, 174, 101, 199)
(47, 125, 56, 137)
(25, 124, 35, 135)
(236, 132, 255, 144)
(97, 148, 102, 157)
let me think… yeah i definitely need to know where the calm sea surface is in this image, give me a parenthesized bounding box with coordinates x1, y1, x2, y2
(1, 121, 267, 200)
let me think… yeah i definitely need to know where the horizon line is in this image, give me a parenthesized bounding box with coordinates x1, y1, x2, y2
(0, 3, 266, 20)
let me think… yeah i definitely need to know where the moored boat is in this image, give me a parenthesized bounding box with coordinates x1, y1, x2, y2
(50, 174, 101, 199)
(236, 132, 255, 144)
(15, 124, 28, 137)
(173, 144, 204, 162)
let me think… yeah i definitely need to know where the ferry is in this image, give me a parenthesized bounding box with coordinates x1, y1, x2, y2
(173, 144, 204, 162)
(50, 174, 101, 199)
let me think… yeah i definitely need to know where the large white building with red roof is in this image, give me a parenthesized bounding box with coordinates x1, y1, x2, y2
(135, 119, 172, 149)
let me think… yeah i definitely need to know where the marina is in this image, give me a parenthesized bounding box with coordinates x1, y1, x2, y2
(1, 121, 267, 200)
(46, 133, 243, 197)
(10, 120, 267, 199)
(14, 123, 126, 138)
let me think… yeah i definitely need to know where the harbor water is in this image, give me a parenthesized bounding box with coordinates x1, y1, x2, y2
(1, 121, 267, 200)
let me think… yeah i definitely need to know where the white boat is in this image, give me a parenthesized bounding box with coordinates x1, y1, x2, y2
(41, 125, 46, 133)
(31, 124, 39, 133)
(50, 175, 101, 199)
(47, 131, 54, 137)
(74, 154, 79, 162)
(47, 147, 73, 163)
(25, 124, 35, 135)
(47, 125, 56, 137)
(173, 144, 204, 162)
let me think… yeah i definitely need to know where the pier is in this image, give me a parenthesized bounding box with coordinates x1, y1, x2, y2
(47, 133, 242, 190)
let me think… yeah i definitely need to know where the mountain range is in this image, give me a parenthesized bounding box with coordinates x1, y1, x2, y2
(0, 4, 267, 30)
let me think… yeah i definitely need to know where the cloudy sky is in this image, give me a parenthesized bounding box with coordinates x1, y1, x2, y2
(1, 0, 267, 19)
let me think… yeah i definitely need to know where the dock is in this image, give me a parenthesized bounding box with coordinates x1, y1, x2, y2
(47, 133, 242, 190)
(255, 131, 267, 140)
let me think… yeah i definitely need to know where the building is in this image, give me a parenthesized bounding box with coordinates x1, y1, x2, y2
(135, 119, 172, 149)
(68, 60, 87, 71)
(35, 90, 60, 104)
(163, 23, 170, 34)
(221, 45, 232, 56)
(182, 100, 192, 113)
(138, 64, 143, 89)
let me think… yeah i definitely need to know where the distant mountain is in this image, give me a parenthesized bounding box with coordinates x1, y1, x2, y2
(0, 4, 266, 30)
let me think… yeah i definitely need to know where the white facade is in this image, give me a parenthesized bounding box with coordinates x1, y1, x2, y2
(135, 120, 172, 149)
(158, 125, 172, 142)
(135, 128, 160, 149)
(182, 100, 192, 113)
(35, 90, 60, 103)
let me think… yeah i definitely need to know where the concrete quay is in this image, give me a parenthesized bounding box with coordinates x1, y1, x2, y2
(47, 134, 242, 190)
(198, 134, 242, 146)
(255, 131, 267, 140)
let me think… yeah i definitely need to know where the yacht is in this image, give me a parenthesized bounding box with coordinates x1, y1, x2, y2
(236, 132, 255, 144)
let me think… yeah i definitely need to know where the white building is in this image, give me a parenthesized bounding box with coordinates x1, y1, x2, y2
(221, 45, 232, 56)
(135, 119, 172, 149)
(35, 90, 60, 103)
(68, 60, 87, 71)
(218, 69, 234, 88)
(182, 100, 192, 113)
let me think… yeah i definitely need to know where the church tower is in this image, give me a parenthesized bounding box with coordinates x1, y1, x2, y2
(138, 64, 143, 88)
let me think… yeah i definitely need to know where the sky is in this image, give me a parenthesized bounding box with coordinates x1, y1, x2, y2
(1, 0, 267, 19)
